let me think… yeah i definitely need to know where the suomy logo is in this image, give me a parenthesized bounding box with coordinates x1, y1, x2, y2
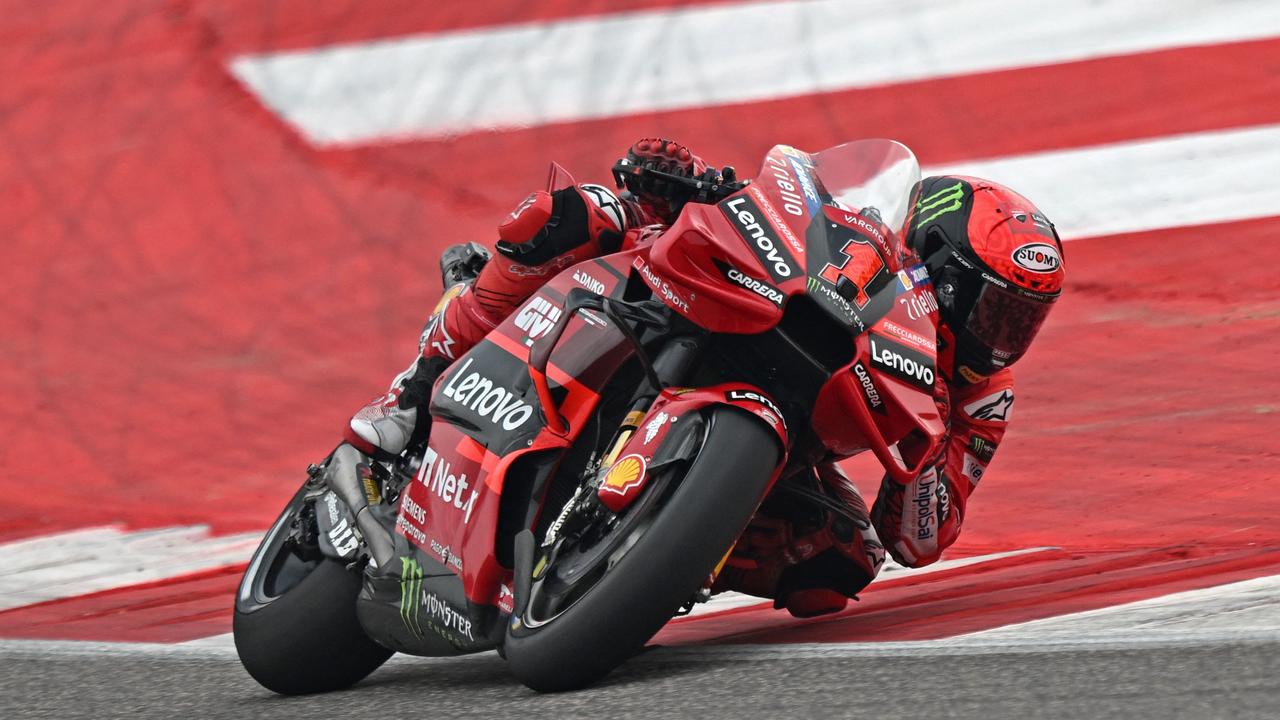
(724, 196, 795, 281)
(1011, 243, 1061, 273)
(440, 357, 534, 431)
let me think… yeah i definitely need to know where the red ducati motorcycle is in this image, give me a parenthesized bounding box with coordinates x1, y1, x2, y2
(233, 140, 946, 693)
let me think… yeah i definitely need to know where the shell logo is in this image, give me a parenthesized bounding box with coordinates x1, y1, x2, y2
(600, 454, 647, 496)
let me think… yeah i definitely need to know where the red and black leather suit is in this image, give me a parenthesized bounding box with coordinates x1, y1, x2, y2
(336, 140, 1051, 619)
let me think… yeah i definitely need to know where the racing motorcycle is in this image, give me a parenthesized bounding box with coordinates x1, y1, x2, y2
(233, 139, 946, 694)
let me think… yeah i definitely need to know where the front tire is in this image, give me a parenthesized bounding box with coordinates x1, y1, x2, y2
(233, 486, 393, 695)
(504, 408, 781, 692)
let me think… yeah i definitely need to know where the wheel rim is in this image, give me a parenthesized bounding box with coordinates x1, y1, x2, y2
(236, 487, 322, 613)
(520, 422, 708, 629)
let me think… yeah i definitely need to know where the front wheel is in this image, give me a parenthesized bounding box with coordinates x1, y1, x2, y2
(504, 408, 781, 692)
(233, 484, 393, 695)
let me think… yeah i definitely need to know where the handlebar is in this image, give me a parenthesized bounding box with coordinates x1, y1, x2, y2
(611, 159, 752, 207)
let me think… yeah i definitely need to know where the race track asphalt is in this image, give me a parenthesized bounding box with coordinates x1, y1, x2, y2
(2, 636, 1275, 720)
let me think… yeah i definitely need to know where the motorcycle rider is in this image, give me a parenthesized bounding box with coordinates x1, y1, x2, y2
(327, 139, 1066, 619)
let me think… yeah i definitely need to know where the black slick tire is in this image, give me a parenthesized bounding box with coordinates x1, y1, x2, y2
(504, 408, 780, 692)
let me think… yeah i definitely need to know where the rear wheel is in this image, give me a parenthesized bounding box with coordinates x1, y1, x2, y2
(233, 484, 393, 695)
(504, 408, 780, 692)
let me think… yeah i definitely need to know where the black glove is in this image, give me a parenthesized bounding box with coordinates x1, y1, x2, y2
(612, 138, 715, 223)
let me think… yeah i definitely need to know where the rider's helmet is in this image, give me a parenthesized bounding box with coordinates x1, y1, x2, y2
(906, 176, 1065, 384)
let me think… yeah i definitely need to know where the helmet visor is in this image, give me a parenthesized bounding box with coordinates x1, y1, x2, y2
(954, 280, 1055, 376)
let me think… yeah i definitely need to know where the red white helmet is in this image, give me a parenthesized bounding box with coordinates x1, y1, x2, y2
(906, 176, 1065, 383)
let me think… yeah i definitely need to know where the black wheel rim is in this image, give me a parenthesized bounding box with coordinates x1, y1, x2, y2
(236, 486, 322, 614)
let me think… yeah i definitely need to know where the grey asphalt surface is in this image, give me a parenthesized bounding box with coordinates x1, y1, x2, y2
(1, 637, 1276, 720)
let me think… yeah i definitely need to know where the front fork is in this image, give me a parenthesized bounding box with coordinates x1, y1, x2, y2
(598, 335, 704, 470)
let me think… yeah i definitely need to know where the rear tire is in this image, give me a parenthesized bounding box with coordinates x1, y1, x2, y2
(504, 408, 780, 692)
(233, 487, 393, 695)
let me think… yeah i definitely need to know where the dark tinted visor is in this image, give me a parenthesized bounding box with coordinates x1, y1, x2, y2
(955, 281, 1055, 375)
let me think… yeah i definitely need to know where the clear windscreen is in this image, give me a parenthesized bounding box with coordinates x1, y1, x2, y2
(810, 139, 921, 237)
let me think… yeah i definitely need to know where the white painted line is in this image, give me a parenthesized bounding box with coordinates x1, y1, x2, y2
(681, 547, 1055, 619)
(645, 627, 1280, 662)
(965, 573, 1280, 638)
(0, 526, 260, 612)
(925, 124, 1280, 239)
(229, 0, 1280, 144)
(7, 626, 1277, 661)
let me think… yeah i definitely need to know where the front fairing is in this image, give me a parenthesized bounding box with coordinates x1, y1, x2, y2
(649, 140, 945, 479)
(648, 140, 922, 334)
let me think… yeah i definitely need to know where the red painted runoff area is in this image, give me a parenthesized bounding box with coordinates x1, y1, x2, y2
(1, 1, 1277, 643)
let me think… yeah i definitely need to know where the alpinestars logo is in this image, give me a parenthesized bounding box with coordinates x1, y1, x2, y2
(580, 183, 626, 232)
(963, 389, 1014, 422)
(722, 195, 796, 282)
(400, 557, 425, 639)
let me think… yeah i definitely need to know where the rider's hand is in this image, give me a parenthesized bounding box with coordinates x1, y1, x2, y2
(615, 138, 708, 224)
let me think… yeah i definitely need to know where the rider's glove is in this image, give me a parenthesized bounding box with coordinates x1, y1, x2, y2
(614, 138, 710, 224)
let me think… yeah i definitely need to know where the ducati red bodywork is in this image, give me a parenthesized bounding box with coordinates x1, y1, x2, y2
(383, 140, 944, 651)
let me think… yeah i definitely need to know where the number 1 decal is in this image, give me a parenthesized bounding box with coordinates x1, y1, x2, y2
(819, 239, 885, 309)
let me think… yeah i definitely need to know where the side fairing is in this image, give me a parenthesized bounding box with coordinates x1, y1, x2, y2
(397, 255, 637, 605)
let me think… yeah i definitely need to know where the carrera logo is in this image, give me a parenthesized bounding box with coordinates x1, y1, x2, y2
(440, 357, 534, 431)
(852, 361, 885, 414)
(723, 266, 784, 306)
(514, 296, 562, 346)
(1011, 243, 1061, 273)
(869, 334, 936, 393)
(723, 195, 796, 282)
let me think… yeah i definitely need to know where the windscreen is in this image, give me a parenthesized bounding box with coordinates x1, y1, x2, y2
(810, 139, 920, 237)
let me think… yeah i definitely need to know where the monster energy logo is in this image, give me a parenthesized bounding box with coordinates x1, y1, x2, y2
(400, 557, 425, 639)
(915, 182, 966, 226)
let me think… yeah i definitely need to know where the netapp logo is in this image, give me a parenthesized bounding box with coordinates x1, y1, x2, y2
(723, 196, 796, 282)
(869, 334, 936, 393)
